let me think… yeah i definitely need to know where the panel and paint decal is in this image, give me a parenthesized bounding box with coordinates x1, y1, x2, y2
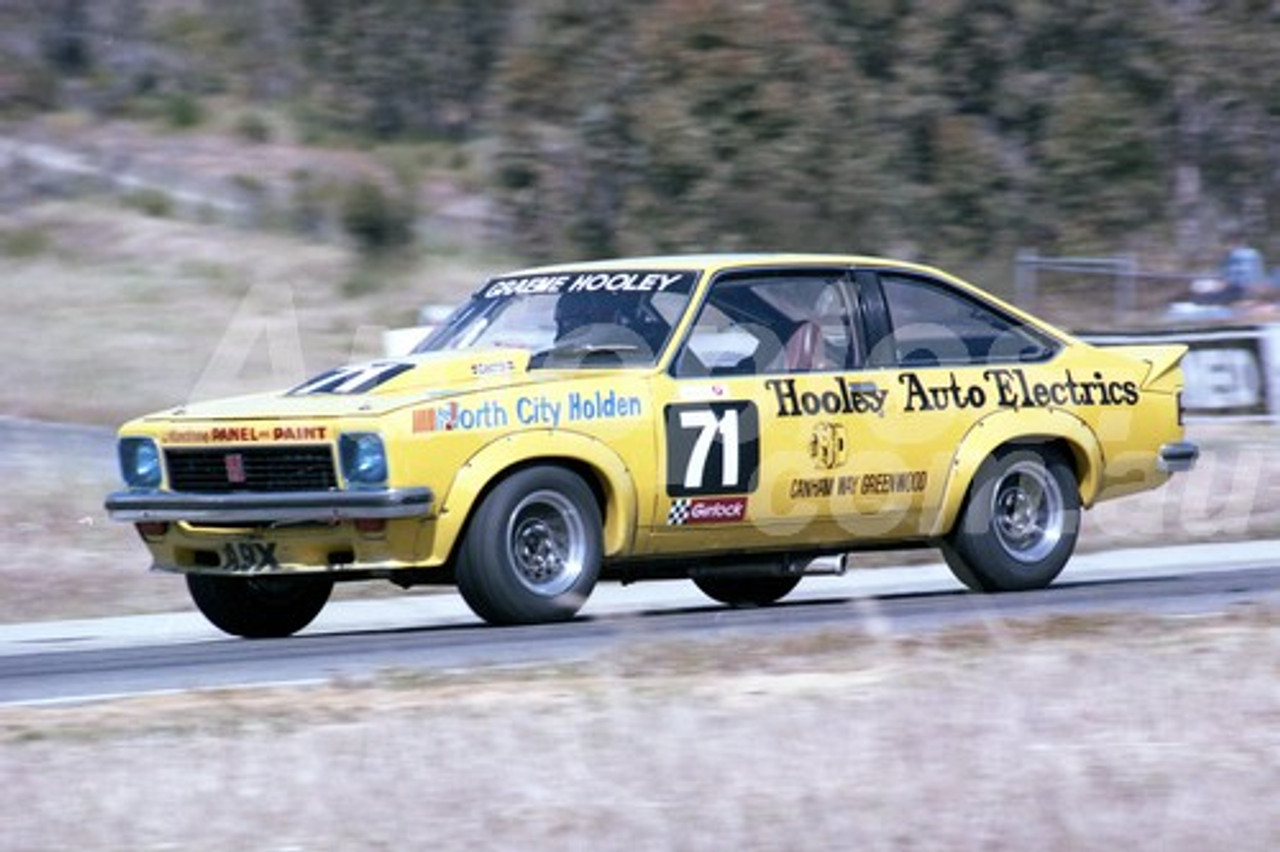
(162, 425, 331, 444)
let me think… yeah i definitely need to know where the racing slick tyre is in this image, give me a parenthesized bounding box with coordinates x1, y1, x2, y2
(941, 445, 1080, 592)
(693, 575, 801, 607)
(456, 466, 603, 626)
(186, 574, 333, 639)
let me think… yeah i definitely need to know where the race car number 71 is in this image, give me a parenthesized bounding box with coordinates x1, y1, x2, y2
(664, 401, 760, 498)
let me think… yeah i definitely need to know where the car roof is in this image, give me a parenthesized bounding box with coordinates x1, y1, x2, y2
(490, 253, 1076, 347)
(497, 253, 945, 278)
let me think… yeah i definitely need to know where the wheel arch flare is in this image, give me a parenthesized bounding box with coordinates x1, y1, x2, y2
(931, 409, 1103, 538)
(429, 431, 639, 566)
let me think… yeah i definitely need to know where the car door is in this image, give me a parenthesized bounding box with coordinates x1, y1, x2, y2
(645, 267, 906, 555)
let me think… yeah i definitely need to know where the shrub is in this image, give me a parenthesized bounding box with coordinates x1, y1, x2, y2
(339, 178, 415, 255)
(235, 112, 273, 144)
(163, 93, 203, 129)
(123, 189, 174, 218)
(0, 226, 51, 258)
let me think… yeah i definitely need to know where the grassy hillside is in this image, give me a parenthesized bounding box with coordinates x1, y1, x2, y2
(0, 199, 500, 425)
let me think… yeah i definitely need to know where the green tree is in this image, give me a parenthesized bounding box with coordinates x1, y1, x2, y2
(1034, 76, 1162, 250)
(299, 0, 511, 139)
(623, 0, 890, 253)
(490, 0, 649, 257)
(40, 0, 92, 74)
(493, 0, 893, 258)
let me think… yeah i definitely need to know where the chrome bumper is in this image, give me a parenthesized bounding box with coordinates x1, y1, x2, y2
(1157, 442, 1200, 473)
(104, 487, 434, 524)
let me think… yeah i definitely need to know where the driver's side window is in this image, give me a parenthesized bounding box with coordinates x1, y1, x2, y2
(674, 273, 858, 378)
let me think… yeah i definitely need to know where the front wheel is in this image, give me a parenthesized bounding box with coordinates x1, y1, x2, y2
(941, 446, 1080, 592)
(456, 466, 602, 625)
(186, 574, 333, 638)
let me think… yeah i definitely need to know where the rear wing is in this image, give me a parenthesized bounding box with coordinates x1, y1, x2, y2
(1097, 343, 1187, 391)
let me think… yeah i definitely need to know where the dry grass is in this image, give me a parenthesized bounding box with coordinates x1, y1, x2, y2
(1084, 421, 1280, 549)
(0, 200, 493, 424)
(0, 422, 183, 620)
(0, 612, 1276, 850)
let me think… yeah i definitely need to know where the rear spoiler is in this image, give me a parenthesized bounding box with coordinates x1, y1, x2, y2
(1097, 343, 1187, 389)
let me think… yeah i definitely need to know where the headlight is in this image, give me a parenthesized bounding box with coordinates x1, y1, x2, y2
(339, 433, 388, 488)
(119, 437, 162, 488)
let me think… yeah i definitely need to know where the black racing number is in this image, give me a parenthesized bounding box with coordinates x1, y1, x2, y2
(664, 401, 759, 497)
(290, 362, 413, 396)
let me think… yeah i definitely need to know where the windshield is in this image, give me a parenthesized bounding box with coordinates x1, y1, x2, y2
(415, 269, 699, 368)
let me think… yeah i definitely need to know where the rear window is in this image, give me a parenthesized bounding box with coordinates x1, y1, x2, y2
(879, 274, 1056, 366)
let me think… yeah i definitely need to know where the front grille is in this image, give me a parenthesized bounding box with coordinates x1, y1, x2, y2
(165, 446, 338, 493)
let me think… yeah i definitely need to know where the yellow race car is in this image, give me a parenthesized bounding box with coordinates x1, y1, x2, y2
(106, 254, 1198, 637)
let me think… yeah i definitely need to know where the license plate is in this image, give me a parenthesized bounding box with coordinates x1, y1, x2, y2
(221, 541, 281, 572)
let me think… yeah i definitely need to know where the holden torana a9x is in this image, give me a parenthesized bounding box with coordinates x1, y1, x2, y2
(105, 254, 1198, 638)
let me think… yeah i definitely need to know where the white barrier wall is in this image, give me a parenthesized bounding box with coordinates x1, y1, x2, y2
(1085, 325, 1279, 420)
(1268, 325, 1280, 419)
(383, 326, 434, 357)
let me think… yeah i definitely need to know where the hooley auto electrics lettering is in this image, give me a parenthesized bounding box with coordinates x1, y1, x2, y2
(766, 377, 888, 417)
(900, 368, 1140, 413)
(766, 369, 1139, 420)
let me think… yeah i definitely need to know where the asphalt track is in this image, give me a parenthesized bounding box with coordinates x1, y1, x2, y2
(1, 540, 1277, 706)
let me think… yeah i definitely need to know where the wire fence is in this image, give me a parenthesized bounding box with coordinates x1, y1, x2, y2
(1014, 251, 1203, 331)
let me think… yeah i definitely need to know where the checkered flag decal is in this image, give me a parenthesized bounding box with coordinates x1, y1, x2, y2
(666, 499, 691, 526)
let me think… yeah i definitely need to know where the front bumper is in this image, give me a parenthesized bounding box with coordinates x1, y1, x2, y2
(1157, 441, 1200, 474)
(104, 487, 434, 524)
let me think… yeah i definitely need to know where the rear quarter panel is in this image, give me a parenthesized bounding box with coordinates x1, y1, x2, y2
(928, 341, 1186, 535)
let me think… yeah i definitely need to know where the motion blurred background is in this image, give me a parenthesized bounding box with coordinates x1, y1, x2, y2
(1, 1, 1277, 427)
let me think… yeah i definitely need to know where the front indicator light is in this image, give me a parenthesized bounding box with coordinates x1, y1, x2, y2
(136, 522, 169, 539)
(119, 437, 162, 488)
(355, 518, 387, 535)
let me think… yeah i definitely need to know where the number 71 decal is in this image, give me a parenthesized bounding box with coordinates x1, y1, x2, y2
(664, 401, 759, 497)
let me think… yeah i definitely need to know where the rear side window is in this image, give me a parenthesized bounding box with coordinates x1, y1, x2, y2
(879, 274, 1056, 366)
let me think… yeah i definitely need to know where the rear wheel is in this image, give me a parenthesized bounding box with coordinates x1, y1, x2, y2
(941, 446, 1080, 592)
(456, 466, 602, 625)
(186, 574, 333, 638)
(693, 574, 801, 607)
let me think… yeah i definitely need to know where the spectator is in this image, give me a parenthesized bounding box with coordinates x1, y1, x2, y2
(1220, 239, 1266, 302)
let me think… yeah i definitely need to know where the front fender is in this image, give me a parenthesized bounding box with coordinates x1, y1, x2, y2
(427, 430, 640, 564)
(931, 408, 1104, 537)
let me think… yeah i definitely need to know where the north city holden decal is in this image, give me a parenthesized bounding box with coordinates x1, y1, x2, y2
(663, 401, 759, 525)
